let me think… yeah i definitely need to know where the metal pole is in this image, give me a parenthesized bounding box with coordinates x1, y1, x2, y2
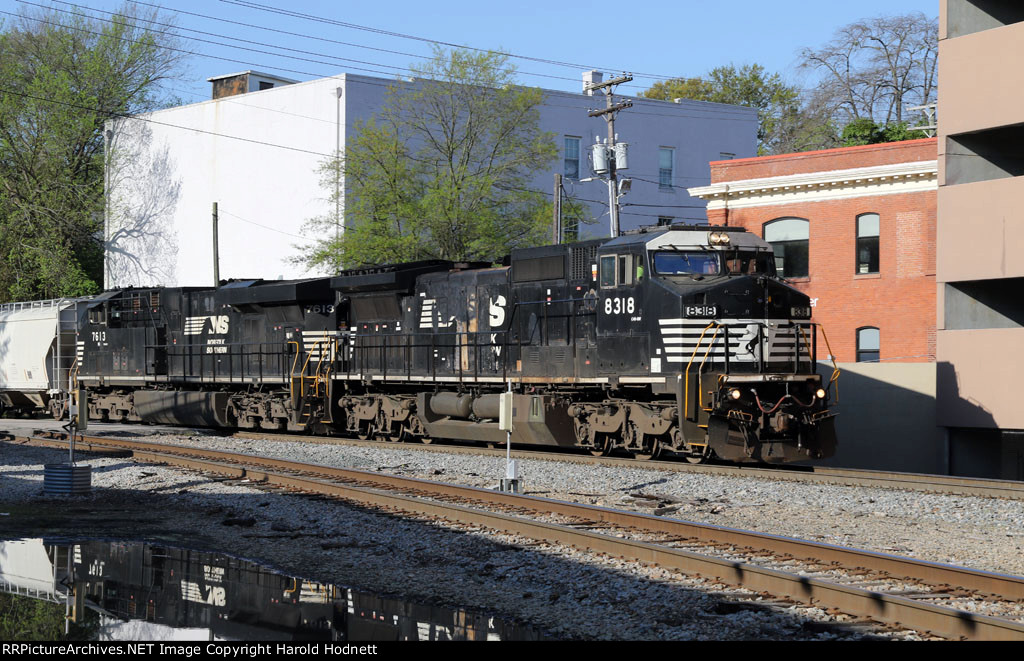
(335, 86, 343, 265)
(607, 98, 619, 238)
(505, 380, 515, 493)
(585, 75, 631, 238)
(553, 173, 562, 244)
(212, 202, 220, 287)
(608, 177, 617, 238)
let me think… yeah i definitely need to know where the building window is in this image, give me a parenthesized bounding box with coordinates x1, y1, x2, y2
(564, 137, 580, 180)
(659, 147, 674, 189)
(657, 217, 673, 226)
(856, 327, 880, 363)
(856, 213, 880, 274)
(763, 218, 809, 279)
(258, 81, 274, 91)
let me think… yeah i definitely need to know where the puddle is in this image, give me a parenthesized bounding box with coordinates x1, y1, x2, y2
(0, 538, 549, 641)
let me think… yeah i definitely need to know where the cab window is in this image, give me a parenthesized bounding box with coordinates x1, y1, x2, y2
(653, 252, 721, 276)
(618, 255, 634, 286)
(723, 251, 775, 275)
(600, 255, 617, 288)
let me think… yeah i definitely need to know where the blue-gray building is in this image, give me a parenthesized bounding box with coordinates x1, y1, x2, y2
(104, 69, 756, 288)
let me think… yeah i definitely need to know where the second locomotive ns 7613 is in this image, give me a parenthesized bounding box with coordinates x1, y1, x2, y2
(69, 224, 837, 463)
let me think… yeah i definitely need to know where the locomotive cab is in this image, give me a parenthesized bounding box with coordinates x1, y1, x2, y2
(593, 225, 836, 463)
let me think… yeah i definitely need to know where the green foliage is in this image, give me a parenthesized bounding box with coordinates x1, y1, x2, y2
(0, 593, 96, 640)
(840, 118, 882, 146)
(299, 47, 559, 270)
(0, 4, 181, 302)
(643, 64, 804, 155)
(840, 118, 930, 147)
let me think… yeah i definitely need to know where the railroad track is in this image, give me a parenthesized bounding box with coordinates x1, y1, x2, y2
(7, 430, 1024, 640)
(229, 429, 1024, 501)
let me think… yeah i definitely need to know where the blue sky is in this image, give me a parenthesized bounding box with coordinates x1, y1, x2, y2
(2, 0, 939, 101)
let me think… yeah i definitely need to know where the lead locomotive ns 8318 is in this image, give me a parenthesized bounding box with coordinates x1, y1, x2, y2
(5, 224, 837, 463)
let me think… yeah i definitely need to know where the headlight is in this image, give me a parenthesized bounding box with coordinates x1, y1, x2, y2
(729, 389, 742, 400)
(816, 388, 826, 399)
(708, 231, 732, 246)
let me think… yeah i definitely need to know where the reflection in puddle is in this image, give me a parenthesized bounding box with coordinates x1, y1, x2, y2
(0, 539, 547, 641)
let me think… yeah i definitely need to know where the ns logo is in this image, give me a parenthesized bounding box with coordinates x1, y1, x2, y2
(184, 315, 230, 336)
(488, 296, 507, 356)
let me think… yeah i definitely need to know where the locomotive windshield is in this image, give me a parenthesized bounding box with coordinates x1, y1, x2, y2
(653, 251, 721, 276)
(722, 250, 776, 276)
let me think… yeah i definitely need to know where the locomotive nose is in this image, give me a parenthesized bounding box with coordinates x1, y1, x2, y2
(699, 275, 765, 319)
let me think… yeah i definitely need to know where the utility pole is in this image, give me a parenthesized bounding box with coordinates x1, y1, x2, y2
(212, 202, 220, 287)
(334, 86, 344, 258)
(586, 74, 633, 238)
(553, 173, 562, 244)
(908, 103, 937, 137)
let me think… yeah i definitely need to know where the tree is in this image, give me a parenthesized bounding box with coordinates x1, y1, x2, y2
(298, 47, 559, 271)
(799, 13, 938, 128)
(643, 64, 804, 155)
(839, 117, 930, 147)
(0, 592, 96, 640)
(0, 4, 182, 302)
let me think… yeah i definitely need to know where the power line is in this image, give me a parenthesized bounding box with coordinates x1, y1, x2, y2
(218, 0, 679, 82)
(0, 85, 336, 158)
(12, 4, 762, 127)
(12, 2, 401, 78)
(129, 0, 452, 66)
(38, 0, 602, 88)
(220, 209, 311, 240)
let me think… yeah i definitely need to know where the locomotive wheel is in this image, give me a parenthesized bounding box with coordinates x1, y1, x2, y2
(573, 419, 609, 456)
(420, 437, 434, 445)
(387, 423, 409, 443)
(684, 445, 712, 464)
(633, 439, 662, 461)
(589, 435, 611, 457)
(626, 422, 661, 461)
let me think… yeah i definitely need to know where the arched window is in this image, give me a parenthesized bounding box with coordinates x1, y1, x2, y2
(763, 218, 809, 278)
(856, 327, 880, 363)
(857, 213, 880, 274)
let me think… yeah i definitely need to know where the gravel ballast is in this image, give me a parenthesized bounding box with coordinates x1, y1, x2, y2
(118, 431, 1024, 576)
(4, 433, 1018, 640)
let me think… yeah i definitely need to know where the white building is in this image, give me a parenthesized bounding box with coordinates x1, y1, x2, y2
(104, 70, 756, 288)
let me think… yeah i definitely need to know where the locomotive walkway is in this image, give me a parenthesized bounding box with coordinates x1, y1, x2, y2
(7, 430, 1024, 641)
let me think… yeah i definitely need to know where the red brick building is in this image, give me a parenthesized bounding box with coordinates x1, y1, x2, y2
(688, 138, 937, 364)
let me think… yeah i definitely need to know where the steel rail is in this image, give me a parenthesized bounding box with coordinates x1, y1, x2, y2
(8, 432, 1024, 641)
(227, 430, 1024, 501)
(12, 432, 1024, 603)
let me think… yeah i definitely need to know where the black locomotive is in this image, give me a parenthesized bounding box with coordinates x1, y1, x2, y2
(22, 540, 539, 640)
(74, 224, 837, 463)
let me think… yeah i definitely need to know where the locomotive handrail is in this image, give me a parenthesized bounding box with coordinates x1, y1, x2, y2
(287, 340, 301, 402)
(684, 322, 720, 421)
(347, 328, 513, 383)
(697, 325, 725, 414)
(818, 325, 841, 403)
(797, 324, 814, 374)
